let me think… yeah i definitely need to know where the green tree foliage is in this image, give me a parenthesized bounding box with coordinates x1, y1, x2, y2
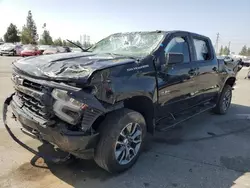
(219, 46, 224, 55)
(62, 40, 67, 46)
(223, 46, 230, 56)
(239, 45, 248, 56)
(39, 30, 53, 45)
(76, 41, 82, 46)
(247, 48, 250, 56)
(3, 23, 20, 43)
(66, 41, 79, 47)
(21, 10, 38, 44)
(53, 38, 63, 46)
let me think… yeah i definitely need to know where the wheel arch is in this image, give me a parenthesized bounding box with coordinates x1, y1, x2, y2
(224, 76, 236, 88)
(123, 96, 155, 134)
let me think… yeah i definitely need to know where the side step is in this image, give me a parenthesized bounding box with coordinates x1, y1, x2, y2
(155, 103, 216, 132)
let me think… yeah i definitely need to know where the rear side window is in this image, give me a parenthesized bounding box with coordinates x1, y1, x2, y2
(164, 37, 190, 63)
(193, 38, 211, 61)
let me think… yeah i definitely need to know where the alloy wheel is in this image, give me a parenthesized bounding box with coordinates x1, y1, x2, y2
(114, 122, 142, 165)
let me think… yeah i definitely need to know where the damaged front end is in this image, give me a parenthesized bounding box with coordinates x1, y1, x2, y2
(4, 70, 110, 159)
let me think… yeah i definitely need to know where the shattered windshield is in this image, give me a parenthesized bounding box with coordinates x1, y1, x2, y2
(90, 32, 165, 56)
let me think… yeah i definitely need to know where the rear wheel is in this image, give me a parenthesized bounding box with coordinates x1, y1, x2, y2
(94, 108, 146, 173)
(213, 85, 232, 114)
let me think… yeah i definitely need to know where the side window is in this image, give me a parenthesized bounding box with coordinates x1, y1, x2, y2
(193, 38, 211, 61)
(164, 37, 190, 63)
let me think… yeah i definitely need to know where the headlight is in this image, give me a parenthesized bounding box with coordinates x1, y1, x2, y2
(52, 89, 84, 108)
(51, 89, 88, 125)
(52, 89, 70, 101)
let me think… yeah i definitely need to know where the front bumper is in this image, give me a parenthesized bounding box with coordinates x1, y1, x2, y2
(4, 94, 100, 159)
(1, 51, 13, 55)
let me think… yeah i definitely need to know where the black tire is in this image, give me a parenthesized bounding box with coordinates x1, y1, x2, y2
(94, 108, 146, 173)
(213, 85, 232, 114)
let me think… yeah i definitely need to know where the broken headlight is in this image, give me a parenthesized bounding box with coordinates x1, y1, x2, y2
(52, 89, 87, 125)
(52, 89, 84, 108)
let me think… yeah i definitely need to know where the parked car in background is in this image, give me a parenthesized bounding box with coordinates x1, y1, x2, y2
(242, 57, 250, 67)
(0, 43, 22, 56)
(71, 47, 82, 53)
(217, 56, 243, 75)
(0, 43, 5, 52)
(62, 46, 71, 52)
(38, 45, 51, 54)
(43, 46, 59, 55)
(43, 46, 71, 55)
(21, 45, 42, 57)
(57, 46, 71, 53)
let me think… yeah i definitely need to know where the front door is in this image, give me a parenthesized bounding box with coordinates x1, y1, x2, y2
(156, 34, 199, 120)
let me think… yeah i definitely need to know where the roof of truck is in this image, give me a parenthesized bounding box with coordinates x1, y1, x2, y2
(111, 30, 210, 40)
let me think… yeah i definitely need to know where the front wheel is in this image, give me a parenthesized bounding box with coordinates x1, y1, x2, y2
(94, 108, 146, 173)
(213, 85, 232, 114)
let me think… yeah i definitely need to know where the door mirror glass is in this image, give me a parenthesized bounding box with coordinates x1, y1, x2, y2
(166, 53, 184, 64)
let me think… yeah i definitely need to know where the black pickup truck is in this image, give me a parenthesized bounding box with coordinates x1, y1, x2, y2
(3, 31, 236, 173)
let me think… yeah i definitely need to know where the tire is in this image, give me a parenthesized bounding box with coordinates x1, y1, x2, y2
(94, 108, 146, 173)
(213, 85, 232, 114)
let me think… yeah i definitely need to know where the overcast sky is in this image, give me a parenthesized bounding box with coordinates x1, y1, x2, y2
(0, 0, 249, 53)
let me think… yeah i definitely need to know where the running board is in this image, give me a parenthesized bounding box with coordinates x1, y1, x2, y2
(156, 103, 216, 132)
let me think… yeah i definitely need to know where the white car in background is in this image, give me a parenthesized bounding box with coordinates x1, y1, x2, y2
(0, 43, 23, 56)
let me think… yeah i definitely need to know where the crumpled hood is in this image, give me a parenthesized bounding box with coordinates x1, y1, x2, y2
(13, 52, 135, 81)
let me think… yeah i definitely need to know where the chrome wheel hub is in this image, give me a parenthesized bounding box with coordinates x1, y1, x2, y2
(222, 89, 232, 111)
(114, 122, 142, 165)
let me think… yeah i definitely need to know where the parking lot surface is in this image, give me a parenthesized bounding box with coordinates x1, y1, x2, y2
(1, 56, 250, 188)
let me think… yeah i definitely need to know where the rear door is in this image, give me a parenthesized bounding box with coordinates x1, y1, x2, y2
(156, 33, 199, 118)
(190, 35, 220, 101)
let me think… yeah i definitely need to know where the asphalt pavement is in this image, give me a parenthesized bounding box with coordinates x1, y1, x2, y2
(1, 56, 250, 188)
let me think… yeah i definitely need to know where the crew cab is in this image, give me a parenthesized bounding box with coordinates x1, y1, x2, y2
(3, 31, 236, 173)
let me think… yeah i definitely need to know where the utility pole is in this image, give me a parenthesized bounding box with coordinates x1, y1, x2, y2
(215, 33, 220, 54)
(228, 41, 231, 55)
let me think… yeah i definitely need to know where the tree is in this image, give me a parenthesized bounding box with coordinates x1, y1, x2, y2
(62, 40, 67, 46)
(0, 38, 3, 42)
(224, 46, 230, 55)
(3, 23, 20, 43)
(247, 48, 250, 56)
(21, 10, 38, 44)
(54, 38, 63, 46)
(219, 46, 224, 55)
(39, 30, 53, 45)
(66, 41, 75, 47)
(239, 45, 248, 56)
(76, 40, 82, 46)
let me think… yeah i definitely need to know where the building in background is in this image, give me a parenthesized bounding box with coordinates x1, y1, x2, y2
(80, 34, 91, 48)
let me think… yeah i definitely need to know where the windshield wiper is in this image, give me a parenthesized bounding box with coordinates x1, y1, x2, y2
(66, 39, 91, 52)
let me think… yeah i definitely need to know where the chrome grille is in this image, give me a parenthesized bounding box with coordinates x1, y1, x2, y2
(23, 80, 44, 92)
(16, 91, 53, 119)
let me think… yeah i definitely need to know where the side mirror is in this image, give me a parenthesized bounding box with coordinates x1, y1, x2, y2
(166, 53, 184, 64)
